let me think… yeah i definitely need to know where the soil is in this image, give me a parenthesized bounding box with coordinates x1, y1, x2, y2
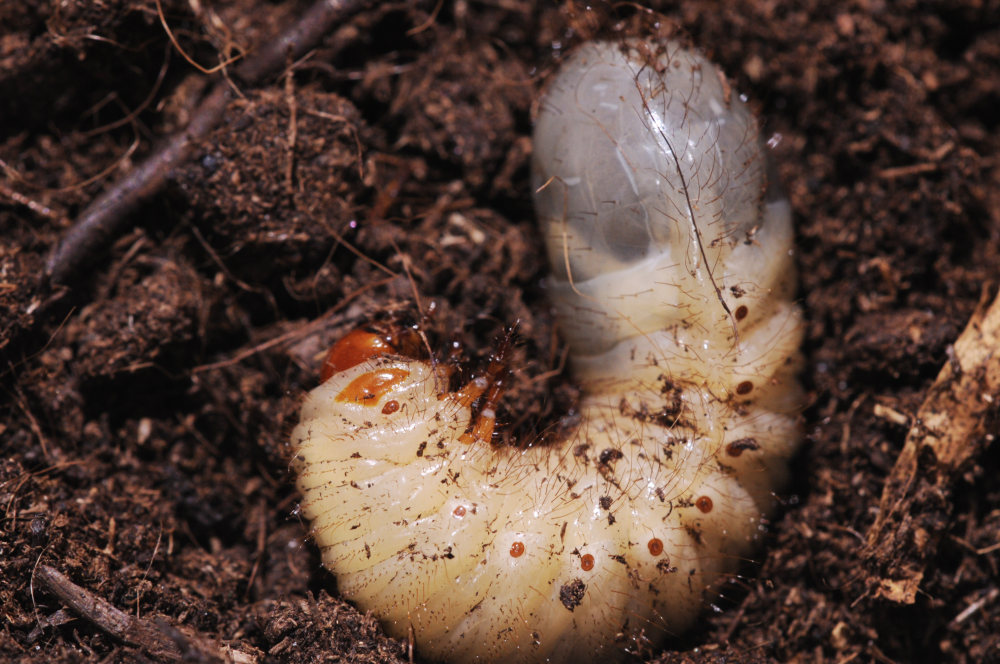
(2, 1, 1000, 663)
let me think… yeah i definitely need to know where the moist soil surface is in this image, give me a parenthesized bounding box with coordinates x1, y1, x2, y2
(3, 1, 1000, 663)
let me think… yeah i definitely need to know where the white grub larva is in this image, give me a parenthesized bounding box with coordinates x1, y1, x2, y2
(292, 40, 804, 663)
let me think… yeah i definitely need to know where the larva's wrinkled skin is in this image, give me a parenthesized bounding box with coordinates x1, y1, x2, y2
(293, 41, 804, 664)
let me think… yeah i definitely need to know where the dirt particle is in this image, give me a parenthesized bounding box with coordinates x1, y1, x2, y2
(598, 448, 624, 465)
(559, 579, 587, 611)
(726, 437, 760, 457)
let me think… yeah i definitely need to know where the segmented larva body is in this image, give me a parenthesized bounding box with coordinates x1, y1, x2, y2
(293, 40, 803, 663)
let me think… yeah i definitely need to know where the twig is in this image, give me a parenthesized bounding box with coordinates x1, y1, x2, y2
(876, 162, 940, 180)
(950, 587, 999, 626)
(45, 0, 372, 285)
(45, 84, 226, 285)
(0, 182, 64, 222)
(863, 285, 1000, 603)
(284, 58, 298, 197)
(154, 0, 244, 75)
(245, 498, 268, 600)
(33, 564, 219, 662)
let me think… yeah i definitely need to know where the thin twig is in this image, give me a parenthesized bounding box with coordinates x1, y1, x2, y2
(245, 498, 268, 600)
(154, 0, 245, 75)
(284, 58, 298, 197)
(45, 0, 372, 285)
(0, 182, 64, 222)
(81, 41, 173, 139)
(33, 565, 219, 662)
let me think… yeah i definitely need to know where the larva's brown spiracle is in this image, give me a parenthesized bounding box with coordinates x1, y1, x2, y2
(293, 40, 804, 663)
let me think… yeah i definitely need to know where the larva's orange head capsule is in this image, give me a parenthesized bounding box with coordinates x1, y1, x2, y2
(321, 329, 392, 382)
(320, 325, 424, 382)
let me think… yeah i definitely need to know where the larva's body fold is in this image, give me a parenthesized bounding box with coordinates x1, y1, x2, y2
(293, 39, 804, 664)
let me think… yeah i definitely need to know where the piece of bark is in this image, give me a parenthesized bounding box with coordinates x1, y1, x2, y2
(863, 285, 1000, 603)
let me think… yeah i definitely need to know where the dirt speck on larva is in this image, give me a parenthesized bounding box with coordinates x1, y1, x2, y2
(2, 1, 999, 664)
(560, 579, 588, 611)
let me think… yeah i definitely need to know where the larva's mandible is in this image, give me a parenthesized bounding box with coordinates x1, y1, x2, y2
(293, 40, 804, 663)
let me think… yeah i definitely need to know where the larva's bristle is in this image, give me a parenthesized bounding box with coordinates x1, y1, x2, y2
(293, 38, 804, 664)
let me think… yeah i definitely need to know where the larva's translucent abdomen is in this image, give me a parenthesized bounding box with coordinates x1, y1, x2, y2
(533, 41, 796, 363)
(293, 40, 803, 664)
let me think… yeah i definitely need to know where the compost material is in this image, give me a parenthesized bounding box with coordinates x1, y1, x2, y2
(2, 1, 999, 662)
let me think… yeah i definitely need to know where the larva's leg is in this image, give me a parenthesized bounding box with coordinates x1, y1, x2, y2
(455, 341, 510, 446)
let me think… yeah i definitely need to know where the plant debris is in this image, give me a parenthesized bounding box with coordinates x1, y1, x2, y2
(3, 1, 1000, 662)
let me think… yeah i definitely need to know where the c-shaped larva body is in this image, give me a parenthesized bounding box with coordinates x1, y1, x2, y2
(293, 40, 804, 663)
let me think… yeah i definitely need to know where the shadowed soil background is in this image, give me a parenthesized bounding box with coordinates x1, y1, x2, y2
(2, 1, 1000, 662)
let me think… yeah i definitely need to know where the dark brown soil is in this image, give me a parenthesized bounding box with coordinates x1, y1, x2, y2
(3, 1, 1000, 662)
